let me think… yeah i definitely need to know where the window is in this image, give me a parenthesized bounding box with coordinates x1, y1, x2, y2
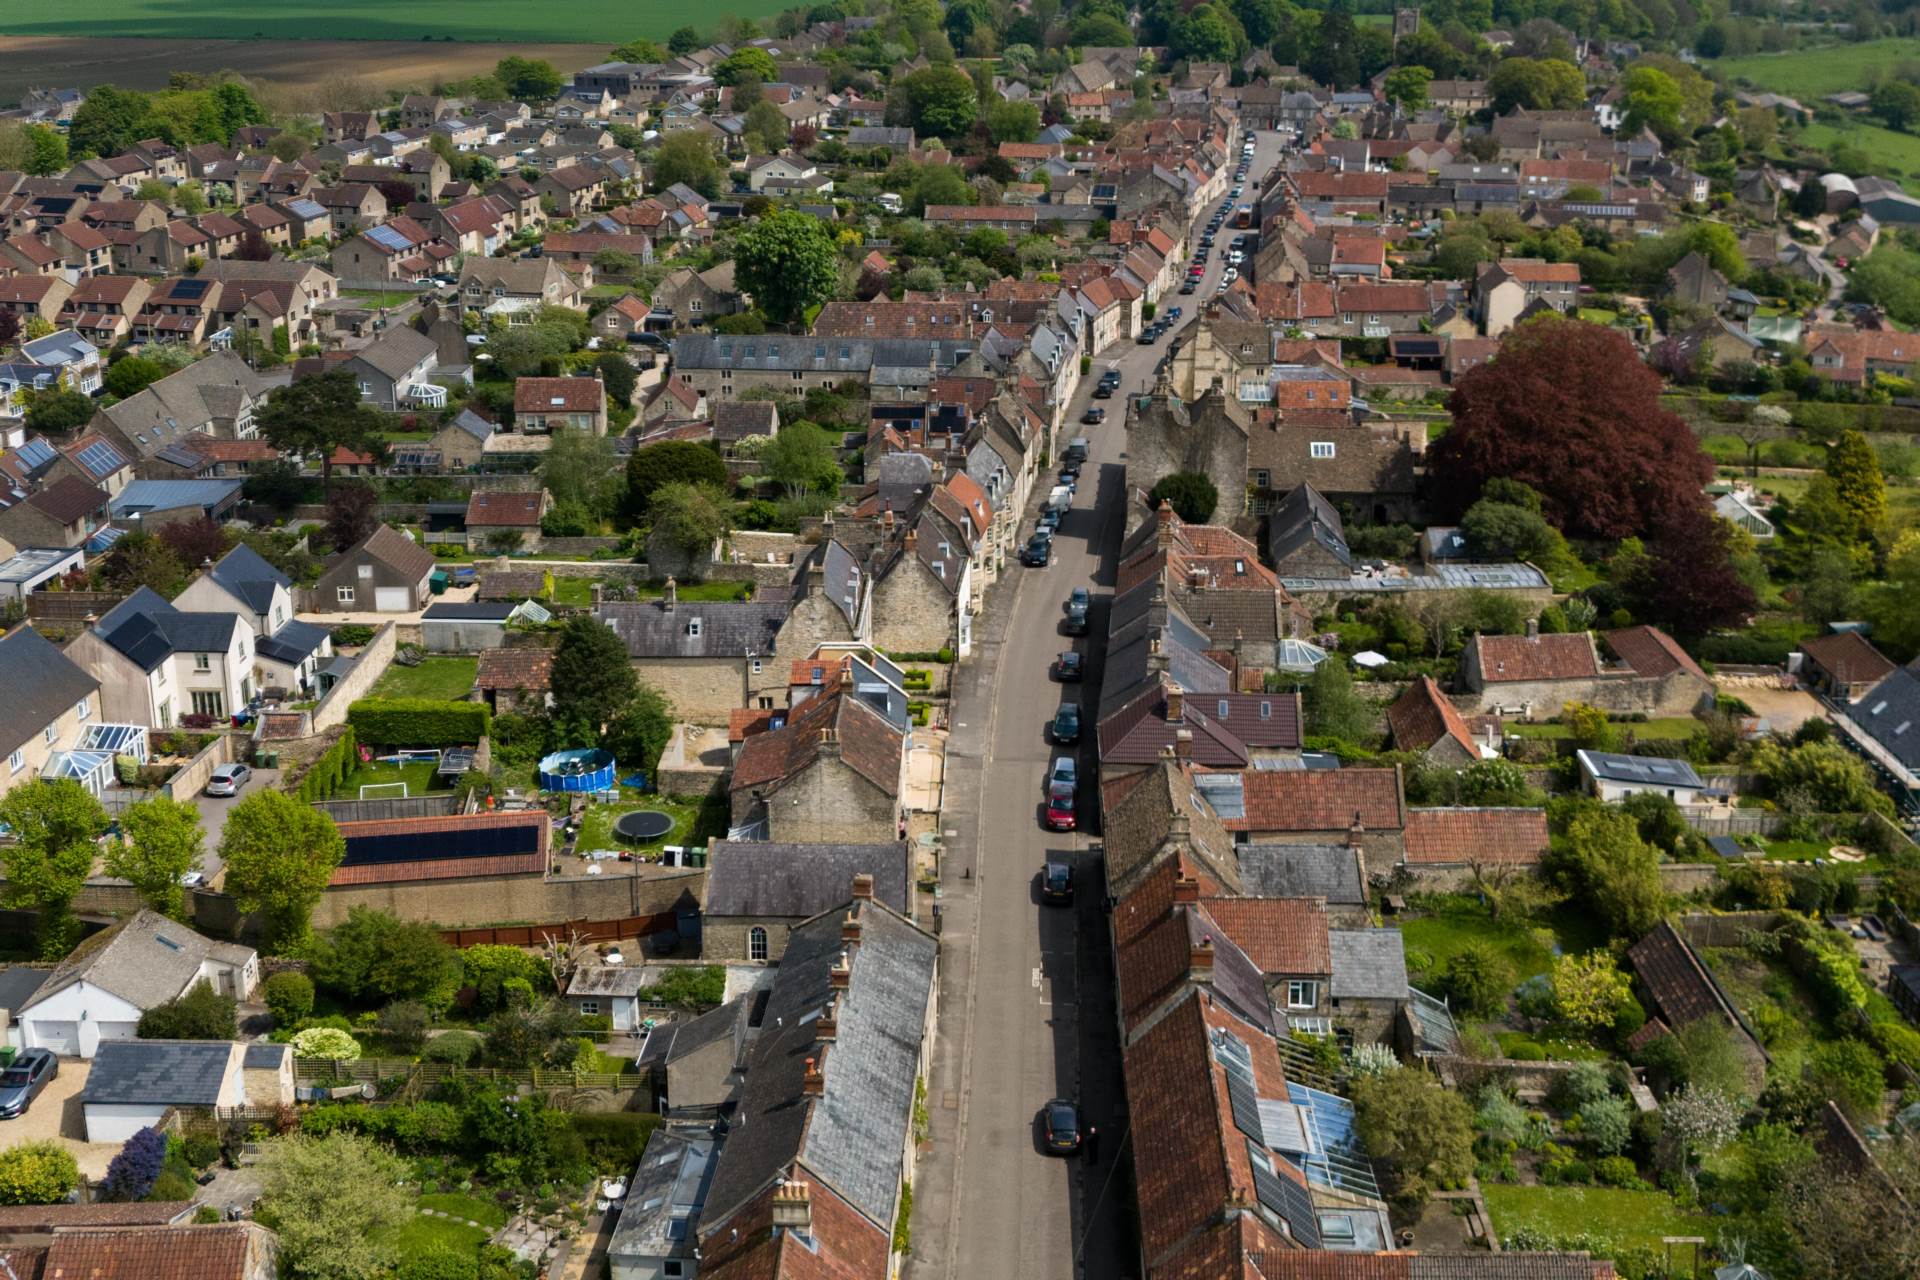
(7, 750, 21, 773)
(750, 659, 763, 674)
(757, 696, 775, 709)
(664, 1264, 684, 1279)
(76, 697, 90, 722)
(190, 691, 225, 718)
(1310, 441, 1335, 459)
(689, 298, 702, 313)
(749, 926, 769, 961)
(1287, 980, 1317, 1009)
(337, 587, 356, 605)
(195, 653, 211, 671)
(1251, 469, 1271, 489)
(1288, 1015, 1332, 1036)
(43, 724, 56, 744)
(687, 619, 702, 638)
(578, 1000, 600, 1015)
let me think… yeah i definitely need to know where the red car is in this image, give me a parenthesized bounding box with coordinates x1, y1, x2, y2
(1045, 799, 1077, 831)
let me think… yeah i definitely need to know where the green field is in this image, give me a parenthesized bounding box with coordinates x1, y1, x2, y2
(3, 0, 797, 43)
(1713, 38, 1920, 100)
(1795, 121, 1920, 189)
(371, 656, 479, 701)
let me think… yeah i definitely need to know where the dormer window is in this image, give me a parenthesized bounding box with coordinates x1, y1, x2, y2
(687, 618, 702, 637)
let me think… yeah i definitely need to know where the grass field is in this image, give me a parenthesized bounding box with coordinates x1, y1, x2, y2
(371, 656, 479, 701)
(1507, 717, 1701, 741)
(417, 1192, 509, 1229)
(341, 758, 446, 797)
(1796, 121, 1920, 188)
(3, 1, 797, 43)
(1713, 38, 1920, 100)
(1482, 1184, 1710, 1256)
(375, 1210, 490, 1261)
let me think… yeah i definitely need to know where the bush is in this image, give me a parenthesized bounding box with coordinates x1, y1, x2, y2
(1554, 1060, 1614, 1111)
(1808, 1037, 1888, 1120)
(291, 1027, 363, 1061)
(182, 1133, 222, 1170)
(264, 971, 316, 1027)
(1442, 944, 1511, 1017)
(1476, 1089, 1528, 1146)
(571, 1111, 662, 1171)
(137, 979, 236, 1040)
(150, 1170, 196, 1202)
(331, 624, 377, 647)
(460, 944, 550, 1015)
(378, 1000, 431, 1054)
(421, 1031, 483, 1065)
(294, 726, 358, 803)
(101, 1127, 168, 1200)
(1579, 1096, 1633, 1155)
(1505, 1040, 1547, 1061)
(1594, 1155, 1643, 1188)
(0, 1142, 80, 1205)
(346, 698, 491, 747)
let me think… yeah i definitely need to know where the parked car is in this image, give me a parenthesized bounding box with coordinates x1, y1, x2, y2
(1044, 795, 1077, 831)
(1022, 532, 1054, 566)
(1048, 756, 1078, 797)
(1054, 651, 1084, 681)
(1081, 406, 1105, 424)
(1063, 601, 1088, 635)
(1043, 1098, 1083, 1154)
(203, 763, 252, 798)
(1037, 509, 1062, 534)
(1091, 380, 1114, 399)
(0, 1049, 57, 1120)
(1166, 306, 1182, 320)
(1040, 861, 1075, 905)
(1179, 282, 1197, 295)
(1051, 702, 1081, 744)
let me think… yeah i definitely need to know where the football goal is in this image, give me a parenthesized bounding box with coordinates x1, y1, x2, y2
(359, 781, 410, 800)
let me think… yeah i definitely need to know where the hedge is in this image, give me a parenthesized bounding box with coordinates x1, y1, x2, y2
(295, 727, 357, 803)
(347, 698, 491, 747)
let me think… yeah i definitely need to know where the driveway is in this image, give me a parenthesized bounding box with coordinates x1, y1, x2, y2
(192, 768, 281, 884)
(0, 1057, 119, 1179)
(1718, 681, 1824, 735)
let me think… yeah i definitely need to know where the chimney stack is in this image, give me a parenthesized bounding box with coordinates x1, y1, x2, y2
(1174, 728, 1193, 762)
(904, 527, 917, 554)
(1172, 872, 1200, 903)
(816, 993, 839, 1042)
(883, 503, 895, 532)
(663, 575, 677, 610)
(1348, 813, 1365, 849)
(1525, 617, 1539, 640)
(807, 561, 825, 597)
(851, 872, 874, 901)
(772, 1180, 813, 1233)
(829, 949, 852, 989)
(802, 1052, 826, 1096)
(1166, 685, 1184, 723)
(841, 910, 862, 946)
(1156, 499, 1176, 547)
(818, 727, 839, 757)
(1190, 933, 1215, 975)
(1169, 811, 1192, 843)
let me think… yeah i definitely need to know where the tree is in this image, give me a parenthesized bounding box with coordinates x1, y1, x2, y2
(646, 482, 732, 579)
(986, 98, 1041, 144)
(1350, 1066, 1475, 1208)
(1549, 951, 1633, 1030)
(652, 131, 723, 198)
(105, 795, 204, 919)
(910, 163, 973, 213)
(1147, 473, 1218, 524)
(104, 354, 168, 399)
(1873, 79, 1920, 132)
(762, 421, 844, 499)
(1172, 5, 1238, 64)
(0, 779, 108, 958)
(1683, 220, 1748, 281)
(243, 458, 309, 513)
(23, 386, 95, 433)
(1619, 506, 1757, 638)
(715, 47, 778, 87)
(1545, 805, 1665, 939)
(101, 1126, 169, 1201)
(1384, 65, 1434, 112)
(611, 680, 675, 782)
(495, 56, 564, 100)
(1304, 657, 1373, 743)
(550, 617, 640, 748)
(1561, 701, 1617, 752)
(667, 25, 704, 55)
(308, 906, 461, 1007)
(19, 124, 66, 177)
(219, 790, 346, 952)
(263, 970, 315, 1026)
(0, 1142, 80, 1206)
(254, 1132, 413, 1280)
(1662, 1083, 1742, 1161)
(733, 208, 839, 325)
(610, 38, 667, 62)
(1619, 64, 1685, 143)
(1749, 739, 1892, 817)
(1442, 944, 1510, 1017)
(322, 481, 379, 552)
(1305, 2, 1362, 88)
(742, 100, 788, 155)
(1782, 1140, 1920, 1280)
(1809, 1037, 1888, 1121)
(1459, 494, 1566, 564)
(69, 84, 153, 160)
(899, 65, 978, 138)
(626, 440, 729, 516)
(1429, 317, 1714, 541)
(95, 529, 188, 597)
(1825, 428, 1887, 544)
(1487, 57, 1585, 112)
(137, 978, 237, 1040)
(254, 368, 392, 493)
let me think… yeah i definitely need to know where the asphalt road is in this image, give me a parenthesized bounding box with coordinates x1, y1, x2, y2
(928, 127, 1292, 1280)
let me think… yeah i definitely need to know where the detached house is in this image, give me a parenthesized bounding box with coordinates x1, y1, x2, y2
(1474, 258, 1580, 336)
(457, 256, 582, 318)
(0, 475, 109, 550)
(514, 375, 607, 434)
(66, 587, 260, 726)
(308, 522, 437, 614)
(729, 688, 907, 844)
(0, 625, 101, 802)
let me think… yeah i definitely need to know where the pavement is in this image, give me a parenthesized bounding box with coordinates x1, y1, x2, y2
(912, 127, 1290, 1280)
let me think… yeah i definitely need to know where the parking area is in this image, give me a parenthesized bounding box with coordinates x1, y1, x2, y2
(0, 1057, 120, 1179)
(191, 766, 282, 883)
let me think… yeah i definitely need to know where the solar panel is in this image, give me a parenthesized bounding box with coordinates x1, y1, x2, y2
(1212, 1030, 1264, 1144)
(16, 438, 57, 470)
(77, 441, 123, 477)
(1249, 1139, 1321, 1247)
(365, 223, 414, 251)
(173, 278, 210, 299)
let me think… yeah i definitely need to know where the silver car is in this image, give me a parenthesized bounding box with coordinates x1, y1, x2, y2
(203, 763, 252, 797)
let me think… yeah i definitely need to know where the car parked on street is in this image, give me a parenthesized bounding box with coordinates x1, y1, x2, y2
(1050, 702, 1081, 744)
(1022, 532, 1054, 566)
(1044, 794, 1077, 831)
(1040, 860, 1075, 904)
(1043, 1098, 1083, 1154)
(203, 763, 252, 797)
(1081, 406, 1105, 424)
(0, 1049, 58, 1120)
(1053, 650, 1084, 681)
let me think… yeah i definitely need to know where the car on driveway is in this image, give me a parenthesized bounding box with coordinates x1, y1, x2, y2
(1081, 406, 1105, 424)
(1040, 861, 1075, 904)
(1054, 650, 1084, 682)
(1050, 702, 1081, 744)
(203, 763, 252, 797)
(0, 1049, 57, 1120)
(1043, 1098, 1083, 1154)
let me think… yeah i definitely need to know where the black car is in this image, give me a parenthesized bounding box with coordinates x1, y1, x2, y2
(1043, 1098, 1083, 1154)
(1091, 380, 1113, 399)
(1021, 532, 1054, 566)
(1054, 650, 1084, 681)
(1050, 703, 1081, 744)
(1081, 406, 1105, 424)
(1041, 860, 1075, 904)
(1063, 602, 1088, 635)
(1135, 330, 1156, 344)
(1179, 282, 1197, 294)
(0, 1048, 57, 1120)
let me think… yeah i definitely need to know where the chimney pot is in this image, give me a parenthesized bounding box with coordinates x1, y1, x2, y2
(1191, 935, 1215, 971)
(802, 1052, 826, 1096)
(1174, 728, 1193, 761)
(841, 910, 862, 944)
(851, 872, 874, 900)
(829, 949, 852, 989)
(663, 575, 677, 610)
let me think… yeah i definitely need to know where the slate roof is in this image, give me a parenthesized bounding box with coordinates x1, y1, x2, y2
(1329, 929, 1408, 999)
(1232, 767, 1404, 833)
(1386, 675, 1479, 758)
(1801, 630, 1895, 689)
(95, 588, 238, 672)
(730, 689, 903, 799)
(352, 324, 437, 381)
(1266, 482, 1352, 571)
(1577, 749, 1706, 791)
(704, 841, 910, 918)
(28, 908, 250, 1012)
(1235, 843, 1367, 904)
(793, 539, 864, 630)
(1602, 625, 1708, 682)
(635, 995, 750, 1074)
(607, 1128, 716, 1264)
(597, 597, 788, 659)
(0, 965, 50, 1013)
(1098, 682, 1304, 767)
(85, 1039, 236, 1106)
(1403, 807, 1550, 865)
(1468, 631, 1599, 683)
(1849, 666, 1920, 769)
(205, 543, 288, 616)
(567, 965, 652, 998)
(0, 625, 98, 760)
(353, 522, 437, 583)
(700, 897, 936, 1231)
(255, 619, 330, 666)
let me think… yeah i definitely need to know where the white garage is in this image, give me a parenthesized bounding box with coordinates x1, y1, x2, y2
(375, 586, 410, 612)
(26, 1020, 79, 1057)
(84, 1040, 244, 1144)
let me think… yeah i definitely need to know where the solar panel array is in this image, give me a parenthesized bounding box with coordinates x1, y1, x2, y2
(15, 438, 57, 471)
(1248, 1139, 1322, 1247)
(366, 223, 416, 252)
(75, 439, 124, 478)
(172, 278, 210, 299)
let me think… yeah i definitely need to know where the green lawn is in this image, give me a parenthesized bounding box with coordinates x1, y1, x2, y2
(1713, 38, 1920, 100)
(635, 579, 753, 602)
(1794, 121, 1920, 192)
(5, 0, 799, 41)
(1507, 717, 1700, 741)
(1399, 897, 1556, 987)
(1494, 1030, 1612, 1061)
(340, 289, 419, 308)
(372, 656, 479, 701)
(1482, 1184, 1710, 1257)
(376, 1210, 490, 1260)
(417, 1192, 510, 1229)
(340, 758, 445, 799)
(549, 576, 597, 606)
(570, 795, 726, 856)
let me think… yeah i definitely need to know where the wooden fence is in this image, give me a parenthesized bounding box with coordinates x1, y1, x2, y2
(438, 911, 677, 947)
(26, 590, 126, 624)
(294, 1058, 649, 1091)
(1680, 810, 1785, 837)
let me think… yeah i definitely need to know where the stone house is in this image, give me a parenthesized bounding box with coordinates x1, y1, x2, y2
(464, 490, 551, 551)
(1458, 624, 1713, 717)
(1474, 258, 1580, 337)
(473, 647, 552, 714)
(336, 325, 442, 411)
(597, 583, 792, 725)
(456, 257, 582, 317)
(0, 275, 74, 328)
(650, 262, 741, 328)
(0, 476, 108, 550)
(420, 407, 498, 471)
(1118, 503, 1312, 667)
(0, 625, 101, 803)
(1222, 766, 1409, 875)
(701, 844, 911, 962)
(1627, 920, 1768, 1090)
(64, 586, 260, 726)
(868, 514, 972, 658)
(514, 375, 607, 435)
(1386, 675, 1497, 766)
(728, 688, 906, 844)
(536, 164, 608, 216)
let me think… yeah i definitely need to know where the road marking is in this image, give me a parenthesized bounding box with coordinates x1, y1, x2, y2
(1031, 967, 1042, 989)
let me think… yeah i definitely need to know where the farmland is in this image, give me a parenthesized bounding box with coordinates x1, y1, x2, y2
(1712, 37, 1920, 100)
(1, 0, 797, 44)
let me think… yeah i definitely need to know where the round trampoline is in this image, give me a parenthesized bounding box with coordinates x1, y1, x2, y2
(614, 810, 675, 842)
(537, 748, 616, 793)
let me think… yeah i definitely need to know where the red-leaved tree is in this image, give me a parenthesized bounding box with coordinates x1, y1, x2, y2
(1428, 317, 1714, 541)
(1623, 505, 1758, 638)
(159, 516, 232, 570)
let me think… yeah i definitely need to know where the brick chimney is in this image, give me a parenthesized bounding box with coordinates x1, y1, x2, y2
(663, 575, 677, 611)
(802, 1052, 827, 1096)
(816, 993, 839, 1042)
(1174, 728, 1193, 763)
(1156, 498, 1176, 546)
(851, 872, 874, 901)
(1190, 933, 1215, 976)
(841, 909, 862, 947)
(1172, 872, 1200, 904)
(807, 561, 825, 596)
(1348, 812, 1365, 849)
(772, 1180, 813, 1233)
(1165, 685, 1184, 723)
(818, 727, 839, 758)
(829, 948, 852, 989)
(904, 527, 918, 555)
(883, 503, 895, 532)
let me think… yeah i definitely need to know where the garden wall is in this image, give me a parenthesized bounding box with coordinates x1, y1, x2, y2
(1431, 1053, 1598, 1101)
(519, 560, 651, 581)
(311, 623, 397, 734)
(1655, 862, 1723, 895)
(162, 733, 235, 802)
(1678, 911, 1794, 949)
(311, 864, 704, 932)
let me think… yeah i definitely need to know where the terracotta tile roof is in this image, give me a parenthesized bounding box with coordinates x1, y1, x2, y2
(1403, 807, 1549, 865)
(730, 689, 902, 799)
(0, 1202, 190, 1230)
(515, 376, 603, 413)
(1200, 895, 1331, 974)
(1154, 1213, 1298, 1278)
(1114, 852, 1230, 947)
(474, 646, 553, 691)
(696, 1171, 890, 1280)
(1602, 625, 1707, 682)
(38, 1223, 267, 1279)
(729, 707, 777, 743)
(1497, 258, 1581, 283)
(466, 490, 545, 527)
(1290, 170, 1390, 199)
(1387, 675, 1479, 758)
(1233, 767, 1404, 833)
(1800, 630, 1895, 688)
(1468, 631, 1599, 683)
(1333, 282, 1434, 314)
(1256, 1254, 1616, 1278)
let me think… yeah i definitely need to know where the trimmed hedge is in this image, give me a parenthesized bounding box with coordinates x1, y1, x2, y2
(295, 727, 357, 803)
(347, 698, 491, 747)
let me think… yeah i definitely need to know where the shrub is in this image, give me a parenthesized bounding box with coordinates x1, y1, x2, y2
(182, 1134, 222, 1170)
(137, 979, 237, 1040)
(1580, 1096, 1633, 1155)
(264, 971, 315, 1027)
(1442, 943, 1511, 1018)
(378, 1000, 431, 1054)
(100, 1127, 168, 1200)
(421, 1031, 483, 1065)
(294, 726, 358, 803)
(331, 624, 377, 647)
(1871, 1019, 1920, 1073)
(1476, 1089, 1528, 1146)
(1808, 1037, 1888, 1120)
(0, 1142, 80, 1205)
(346, 698, 491, 747)
(291, 1027, 363, 1061)
(1555, 1060, 1615, 1111)
(571, 1112, 662, 1171)
(459, 944, 550, 1014)
(151, 1170, 196, 1201)
(1594, 1155, 1643, 1188)
(1505, 1040, 1547, 1061)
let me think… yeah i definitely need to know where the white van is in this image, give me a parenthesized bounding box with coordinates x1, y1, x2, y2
(877, 192, 903, 214)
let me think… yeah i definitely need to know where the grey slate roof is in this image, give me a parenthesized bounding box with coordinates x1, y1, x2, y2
(701, 898, 936, 1232)
(1848, 667, 1920, 770)
(1235, 843, 1367, 904)
(206, 543, 289, 616)
(243, 1042, 290, 1070)
(446, 407, 497, 443)
(96, 587, 239, 672)
(793, 540, 863, 630)
(1266, 482, 1351, 570)
(1329, 928, 1408, 999)
(0, 625, 98, 760)
(110, 478, 243, 518)
(635, 995, 750, 1071)
(670, 333, 975, 375)
(874, 451, 933, 512)
(256, 619, 330, 666)
(352, 323, 437, 380)
(596, 598, 789, 659)
(85, 1039, 235, 1106)
(26, 908, 252, 1013)
(608, 1128, 716, 1263)
(0, 966, 50, 1013)
(704, 841, 911, 918)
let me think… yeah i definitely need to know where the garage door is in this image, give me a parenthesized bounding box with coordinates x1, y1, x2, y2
(375, 587, 409, 612)
(95, 1021, 138, 1045)
(28, 1020, 78, 1056)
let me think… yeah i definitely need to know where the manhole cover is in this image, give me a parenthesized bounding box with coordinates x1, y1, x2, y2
(613, 810, 674, 842)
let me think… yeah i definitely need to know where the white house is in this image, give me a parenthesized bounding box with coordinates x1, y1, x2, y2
(174, 544, 334, 696)
(64, 586, 261, 726)
(6, 909, 258, 1059)
(82, 1039, 247, 1142)
(1575, 748, 1709, 806)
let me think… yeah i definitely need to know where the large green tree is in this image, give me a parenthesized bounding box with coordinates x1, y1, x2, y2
(733, 208, 839, 325)
(1487, 57, 1585, 112)
(550, 616, 640, 747)
(715, 47, 778, 86)
(1824, 428, 1887, 545)
(495, 56, 563, 99)
(1546, 805, 1666, 939)
(0, 780, 109, 957)
(625, 440, 729, 517)
(1350, 1066, 1475, 1208)
(651, 132, 723, 199)
(254, 1133, 413, 1280)
(105, 795, 204, 920)
(219, 791, 346, 952)
(68, 85, 153, 159)
(254, 368, 392, 493)
(308, 906, 461, 1007)
(898, 65, 978, 138)
(761, 421, 844, 499)
(24, 386, 95, 434)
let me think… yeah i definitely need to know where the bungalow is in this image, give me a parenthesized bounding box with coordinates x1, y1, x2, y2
(465, 489, 551, 551)
(1577, 749, 1709, 805)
